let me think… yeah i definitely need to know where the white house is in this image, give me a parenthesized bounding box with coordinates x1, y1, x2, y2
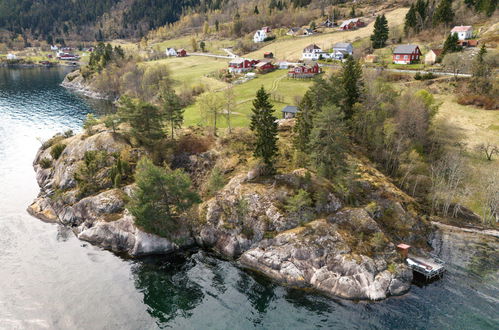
(50, 45, 58, 51)
(302, 44, 324, 60)
(332, 42, 353, 60)
(450, 26, 473, 40)
(253, 29, 268, 43)
(6, 53, 17, 60)
(166, 48, 177, 56)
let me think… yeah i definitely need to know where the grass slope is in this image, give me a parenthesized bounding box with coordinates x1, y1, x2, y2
(244, 7, 409, 61)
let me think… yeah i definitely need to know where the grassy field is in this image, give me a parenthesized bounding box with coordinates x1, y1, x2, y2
(145, 56, 229, 90)
(244, 7, 409, 61)
(151, 36, 235, 55)
(435, 94, 499, 218)
(183, 69, 315, 127)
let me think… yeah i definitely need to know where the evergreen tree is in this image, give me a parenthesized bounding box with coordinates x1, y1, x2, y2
(404, 5, 417, 35)
(117, 96, 165, 146)
(470, 45, 492, 94)
(250, 87, 279, 173)
(371, 15, 389, 49)
(442, 32, 461, 55)
(341, 56, 363, 121)
(160, 88, 183, 139)
(293, 92, 315, 153)
(128, 157, 200, 237)
(254, 5, 259, 14)
(309, 106, 348, 179)
(215, 20, 220, 32)
(434, 0, 454, 25)
(350, 5, 356, 18)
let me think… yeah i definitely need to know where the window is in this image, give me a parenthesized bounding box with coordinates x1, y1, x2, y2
(404, 55, 408, 59)
(396, 55, 400, 59)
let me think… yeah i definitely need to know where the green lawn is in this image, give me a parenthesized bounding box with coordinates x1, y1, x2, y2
(183, 69, 315, 127)
(151, 36, 236, 55)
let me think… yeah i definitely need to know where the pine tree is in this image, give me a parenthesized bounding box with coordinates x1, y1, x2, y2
(309, 106, 348, 179)
(254, 5, 259, 14)
(371, 15, 389, 49)
(350, 5, 356, 18)
(250, 87, 279, 173)
(442, 32, 461, 55)
(341, 56, 363, 121)
(117, 96, 165, 146)
(434, 0, 454, 25)
(293, 92, 315, 153)
(404, 5, 417, 36)
(160, 88, 183, 139)
(470, 45, 492, 94)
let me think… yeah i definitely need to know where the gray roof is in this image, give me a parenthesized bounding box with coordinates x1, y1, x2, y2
(393, 44, 419, 54)
(282, 105, 299, 113)
(229, 58, 246, 64)
(333, 42, 352, 49)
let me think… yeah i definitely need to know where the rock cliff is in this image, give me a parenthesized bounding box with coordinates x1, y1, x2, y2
(29, 128, 433, 300)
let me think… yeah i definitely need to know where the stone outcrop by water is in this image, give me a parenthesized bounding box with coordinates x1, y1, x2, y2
(29, 128, 434, 300)
(61, 70, 110, 100)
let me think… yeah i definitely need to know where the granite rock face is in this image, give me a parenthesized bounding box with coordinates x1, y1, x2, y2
(29, 129, 434, 300)
(28, 131, 184, 256)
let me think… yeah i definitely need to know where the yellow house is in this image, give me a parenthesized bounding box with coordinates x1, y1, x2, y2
(425, 49, 442, 65)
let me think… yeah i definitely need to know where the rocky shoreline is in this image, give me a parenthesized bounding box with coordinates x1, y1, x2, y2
(61, 70, 111, 100)
(28, 126, 437, 301)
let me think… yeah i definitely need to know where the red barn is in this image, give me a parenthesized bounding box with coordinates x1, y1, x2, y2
(229, 58, 254, 73)
(393, 45, 421, 64)
(177, 49, 187, 57)
(339, 18, 365, 30)
(255, 61, 275, 73)
(288, 62, 320, 78)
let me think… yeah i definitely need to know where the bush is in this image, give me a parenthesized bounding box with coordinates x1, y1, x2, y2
(50, 143, 66, 160)
(63, 129, 74, 138)
(75, 150, 110, 196)
(457, 94, 498, 110)
(263, 36, 276, 42)
(42, 135, 64, 150)
(40, 158, 52, 169)
(176, 134, 213, 154)
(83, 113, 99, 135)
(204, 167, 226, 197)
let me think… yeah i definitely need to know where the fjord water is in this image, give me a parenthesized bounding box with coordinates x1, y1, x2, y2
(0, 67, 497, 329)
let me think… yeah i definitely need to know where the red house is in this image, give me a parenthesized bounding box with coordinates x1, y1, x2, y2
(339, 18, 365, 30)
(229, 58, 252, 73)
(255, 61, 275, 73)
(177, 49, 187, 57)
(393, 45, 421, 64)
(288, 62, 320, 78)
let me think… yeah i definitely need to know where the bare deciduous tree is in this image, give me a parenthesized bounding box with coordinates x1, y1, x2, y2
(475, 142, 498, 161)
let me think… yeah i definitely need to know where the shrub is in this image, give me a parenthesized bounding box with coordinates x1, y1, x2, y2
(387, 263, 397, 273)
(42, 135, 64, 149)
(176, 134, 213, 154)
(83, 113, 99, 135)
(50, 143, 66, 160)
(40, 158, 52, 169)
(457, 94, 498, 110)
(63, 129, 74, 138)
(75, 150, 110, 196)
(370, 232, 386, 251)
(204, 167, 226, 197)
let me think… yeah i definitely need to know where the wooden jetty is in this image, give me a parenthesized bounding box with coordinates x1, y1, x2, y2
(397, 243, 445, 280)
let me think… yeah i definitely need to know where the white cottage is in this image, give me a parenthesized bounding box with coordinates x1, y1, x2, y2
(253, 29, 268, 43)
(450, 26, 473, 40)
(166, 48, 178, 56)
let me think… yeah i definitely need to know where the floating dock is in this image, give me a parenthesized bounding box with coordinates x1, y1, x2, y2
(406, 256, 445, 280)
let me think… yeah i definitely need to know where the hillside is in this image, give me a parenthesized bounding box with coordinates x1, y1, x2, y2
(244, 7, 409, 60)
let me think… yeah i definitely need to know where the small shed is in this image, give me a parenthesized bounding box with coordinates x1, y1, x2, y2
(425, 49, 442, 65)
(397, 243, 411, 259)
(177, 49, 187, 57)
(264, 52, 274, 59)
(282, 105, 299, 119)
(6, 53, 17, 60)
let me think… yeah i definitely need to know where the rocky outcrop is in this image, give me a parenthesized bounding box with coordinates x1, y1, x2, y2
(29, 128, 434, 300)
(28, 131, 186, 256)
(239, 219, 412, 300)
(61, 70, 110, 100)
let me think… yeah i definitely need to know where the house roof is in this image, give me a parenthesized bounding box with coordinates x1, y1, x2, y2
(393, 44, 419, 54)
(303, 44, 321, 52)
(289, 27, 301, 33)
(282, 105, 299, 113)
(333, 42, 352, 49)
(340, 18, 361, 28)
(397, 243, 411, 250)
(429, 49, 443, 56)
(229, 58, 246, 64)
(255, 61, 272, 67)
(451, 25, 472, 33)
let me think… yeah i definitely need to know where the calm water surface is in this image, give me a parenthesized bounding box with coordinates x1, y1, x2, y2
(0, 67, 497, 329)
